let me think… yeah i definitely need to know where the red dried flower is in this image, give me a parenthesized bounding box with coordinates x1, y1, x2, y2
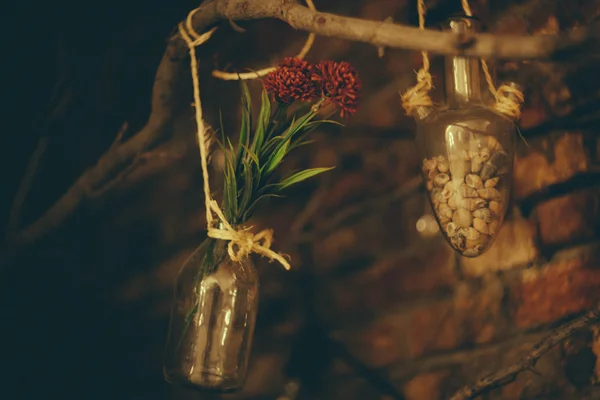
(312, 60, 361, 118)
(263, 57, 317, 104)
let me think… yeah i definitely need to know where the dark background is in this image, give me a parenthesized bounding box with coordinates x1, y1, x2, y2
(3, 0, 600, 399)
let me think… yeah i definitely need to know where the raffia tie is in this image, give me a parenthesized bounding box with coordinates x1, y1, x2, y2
(402, 0, 524, 121)
(178, 9, 291, 270)
(462, 0, 524, 120)
(400, 0, 433, 115)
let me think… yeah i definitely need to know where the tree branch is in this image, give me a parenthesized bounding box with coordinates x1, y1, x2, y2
(4, 0, 600, 265)
(5, 137, 49, 240)
(449, 303, 600, 400)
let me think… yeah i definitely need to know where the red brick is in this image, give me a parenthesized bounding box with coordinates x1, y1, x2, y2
(327, 240, 456, 315)
(453, 278, 507, 345)
(408, 301, 458, 357)
(510, 258, 600, 328)
(460, 216, 538, 277)
(331, 313, 412, 368)
(519, 105, 548, 130)
(409, 278, 506, 357)
(536, 190, 600, 246)
(514, 133, 589, 198)
(402, 372, 448, 400)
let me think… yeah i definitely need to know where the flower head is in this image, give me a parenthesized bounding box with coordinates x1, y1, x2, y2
(312, 60, 361, 118)
(263, 57, 317, 104)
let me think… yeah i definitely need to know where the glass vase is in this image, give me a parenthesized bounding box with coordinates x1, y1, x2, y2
(413, 17, 516, 257)
(163, 237, 259, 392)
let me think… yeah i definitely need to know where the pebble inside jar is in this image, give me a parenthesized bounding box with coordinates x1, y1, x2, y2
(413, 16, 516, 257)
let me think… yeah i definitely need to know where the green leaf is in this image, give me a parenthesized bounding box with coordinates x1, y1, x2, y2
(303, 119, 346, 129)
(240, 143, 260, 168)
(278, 167, 334, 189)
(264, 139, 290, 174)
(237, 81, 253, 172)
(237, 159, 255, 220)
(252, 88, 271, 154)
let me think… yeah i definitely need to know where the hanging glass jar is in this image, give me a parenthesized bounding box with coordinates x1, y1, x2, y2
(163, 236, 259, 392)
(413, 17, 518, 257)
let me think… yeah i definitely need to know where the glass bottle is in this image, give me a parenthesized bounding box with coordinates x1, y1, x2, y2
(163, 236, 259, 392)
(413, 16, 516, 257)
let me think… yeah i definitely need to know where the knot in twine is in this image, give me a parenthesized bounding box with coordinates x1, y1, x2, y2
(492, 83, 524, 120)
(401, 68, 433, 116)
(179, 9, 291, 270)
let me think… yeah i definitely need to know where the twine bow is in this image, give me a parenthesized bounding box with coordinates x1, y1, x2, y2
(178, 9, 291, 270)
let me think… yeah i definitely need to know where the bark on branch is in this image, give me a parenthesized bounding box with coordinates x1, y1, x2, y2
(449, 303, 600, 400)
(3, 0, 600, 265)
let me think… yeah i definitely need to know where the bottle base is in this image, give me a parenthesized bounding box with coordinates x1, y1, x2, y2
(164, 369, 243, 393)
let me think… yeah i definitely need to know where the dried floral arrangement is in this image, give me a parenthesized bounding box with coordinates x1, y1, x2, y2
(163, 56, 362, 386)
(217, 57, 361, 232)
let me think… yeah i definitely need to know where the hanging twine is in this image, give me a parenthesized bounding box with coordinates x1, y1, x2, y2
(178, 9, 291, 270)
(461, 0, 524, 120)
(212, 0, 318, 81)
(402, 0, 524, 120)
(400, 0, 434, 115)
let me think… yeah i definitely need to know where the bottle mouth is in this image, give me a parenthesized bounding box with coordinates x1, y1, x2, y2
(439, 14, 481, 30)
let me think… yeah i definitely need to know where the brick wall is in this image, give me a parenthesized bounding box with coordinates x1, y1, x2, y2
(302, 127, 600, 399)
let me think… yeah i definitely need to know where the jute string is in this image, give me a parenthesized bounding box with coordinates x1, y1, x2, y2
(400, 0, 433, 115)
(178, 9, 291, 270)
(212, 0, 317, 81)
(402, 0, 524, 120)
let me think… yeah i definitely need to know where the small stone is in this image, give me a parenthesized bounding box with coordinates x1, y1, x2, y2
(441, 182, 455, 200)
(451, 234, 466, 251)
(479, 148, 491, 162)
(461, 184, 479, 198)
(473, 208, 493, 223)
(465, 174, 483, 189)
(465, 198, 487, 211)
(480, 152, 508, 180)
(489, 201, 502, 215)
(462, 247, 481, 257)
(485, 177, 500, 188)
(438, 159, 449, 173)
(465, 235, 489, 249)
(439, 216, 451, 225)
(438, 203, 453, 219)
(473, 218, 489, 234)
(463, 227, 481, 240)
(434, 173, 450, 187)
(471, 159, 483, 173)
(453, 208, 473, 228)
(478, 188, 502, 201)
(487, 136, 503, 152)
(448, 196, 458, 210)
(446, 222, 458, 237)
(423, 158, 437, 172)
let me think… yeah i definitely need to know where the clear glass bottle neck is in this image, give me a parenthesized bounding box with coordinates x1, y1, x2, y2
(443, 17, 484, 108)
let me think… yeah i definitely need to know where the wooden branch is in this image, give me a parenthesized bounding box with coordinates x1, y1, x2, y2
(449, 303, 600, 400)
(5, 137, 49, 240)
(201, 0, 600, 60)
(4, 0, 600, 265)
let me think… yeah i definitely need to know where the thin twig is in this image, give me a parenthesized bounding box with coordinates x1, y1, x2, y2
(449, 303, 600, 400)
(4, 0, 600, 263)
(5, 137, 49, 240)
